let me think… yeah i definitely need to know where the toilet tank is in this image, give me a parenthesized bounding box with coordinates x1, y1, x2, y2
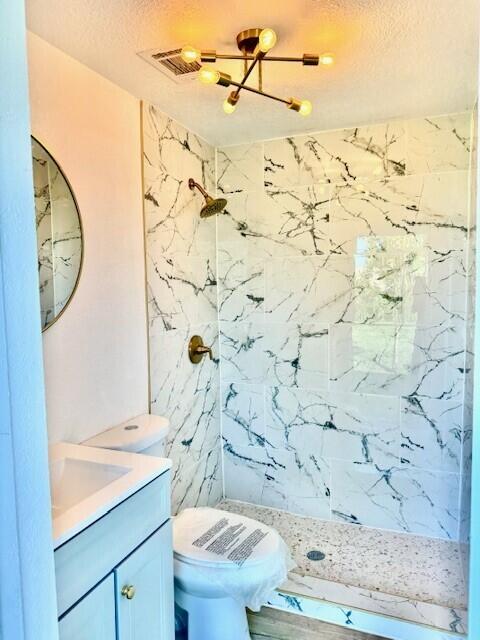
(83, 414, 169, 457)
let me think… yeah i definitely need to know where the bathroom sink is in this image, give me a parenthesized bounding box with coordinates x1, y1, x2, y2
(49, 442, 171, 548)
(50, 457, 130, 517)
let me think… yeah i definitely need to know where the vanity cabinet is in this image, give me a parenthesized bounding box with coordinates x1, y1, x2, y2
(59, 575, 116, 640)
(56, 472, 174, 640)
(116, 524, 173, 639)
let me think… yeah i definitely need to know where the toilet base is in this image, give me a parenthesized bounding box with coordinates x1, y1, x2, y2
(175, 584, 251, 640)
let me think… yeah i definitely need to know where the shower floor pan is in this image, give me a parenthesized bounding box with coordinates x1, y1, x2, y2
(217, 500, 467, 636)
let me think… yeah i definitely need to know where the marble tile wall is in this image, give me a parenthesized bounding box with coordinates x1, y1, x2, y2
(217, 113, 475, 540)
(460, 105, 477, 584)
(142, 103, 222, 513)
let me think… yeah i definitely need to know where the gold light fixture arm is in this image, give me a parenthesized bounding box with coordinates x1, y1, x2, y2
(194, 27, 323, 115)
(199, 70, 303, 108)
(230, 47, 266, 101)
(204, 53, 319, 65)
(227, 77, 291, 105)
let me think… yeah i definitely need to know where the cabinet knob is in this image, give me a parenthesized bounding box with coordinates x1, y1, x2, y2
(121, 584, 136, 600)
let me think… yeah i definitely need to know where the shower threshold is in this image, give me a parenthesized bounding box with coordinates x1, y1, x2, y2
(217, 499, 467, 637)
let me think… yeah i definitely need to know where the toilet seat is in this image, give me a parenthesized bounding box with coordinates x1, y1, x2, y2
(173, 507, 282, 569)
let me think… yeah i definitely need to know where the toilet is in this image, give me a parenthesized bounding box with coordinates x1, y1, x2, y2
(85, 415, 288, 640)
(173, 507, 285, 640)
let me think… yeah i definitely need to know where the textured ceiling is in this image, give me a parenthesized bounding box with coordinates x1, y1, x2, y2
(26, 0, 478, 146)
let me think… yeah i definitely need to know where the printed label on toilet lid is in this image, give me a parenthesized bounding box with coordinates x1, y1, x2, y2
(173, 508, 278, 567)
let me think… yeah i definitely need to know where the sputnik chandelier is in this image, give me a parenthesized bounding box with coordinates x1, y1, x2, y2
(180, 28, 334, 115)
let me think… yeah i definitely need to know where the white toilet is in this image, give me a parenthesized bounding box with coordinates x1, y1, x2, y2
(173, 507, 286, 640)
(85, 415, 287, 640)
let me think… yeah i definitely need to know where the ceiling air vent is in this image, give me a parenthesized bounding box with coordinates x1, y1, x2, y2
(137, 47, 201, 84)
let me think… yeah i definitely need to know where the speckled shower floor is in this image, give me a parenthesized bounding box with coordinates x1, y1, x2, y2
(217, 499, 468, 634)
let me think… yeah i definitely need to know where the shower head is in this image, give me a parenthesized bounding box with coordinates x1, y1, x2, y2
(188, 178, 227, 218)
(200, 195, 228, 218)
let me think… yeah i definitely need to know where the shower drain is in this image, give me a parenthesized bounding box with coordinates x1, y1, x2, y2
(307, 550, 326, 561)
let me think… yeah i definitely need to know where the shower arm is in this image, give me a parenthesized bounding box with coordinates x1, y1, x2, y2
(188, 178, 210, 199)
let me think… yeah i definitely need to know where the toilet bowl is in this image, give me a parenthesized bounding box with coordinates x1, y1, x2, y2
(84, 416, 289, 640)
(173, 507, 286, 640)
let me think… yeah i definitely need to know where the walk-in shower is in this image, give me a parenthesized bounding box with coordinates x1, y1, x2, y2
(142, 96, 477, 640)
(215, 111, 476, 638)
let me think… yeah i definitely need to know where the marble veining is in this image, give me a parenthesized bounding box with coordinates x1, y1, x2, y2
(459, 105, 477, 593)
(140, 102, 473, 638)
(218, 499, 467, 634)
(33, 141, 82, 328)
(263, 123, 406, 190)
(268, 590, 465, 640)
(218, 111, 474, 540)
(406, 115, 472, 174)
(143, 103, 222, 513)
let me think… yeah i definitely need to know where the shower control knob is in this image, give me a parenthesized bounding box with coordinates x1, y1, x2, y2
(188, 335, 213, 364)
(121, 585, 136, 600)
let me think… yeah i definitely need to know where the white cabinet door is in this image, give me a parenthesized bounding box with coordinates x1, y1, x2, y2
(116, 522, 174, 640)
(58, 574, 116, 640)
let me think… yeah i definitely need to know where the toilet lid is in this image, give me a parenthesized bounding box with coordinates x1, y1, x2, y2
(173, 507, 281, 569)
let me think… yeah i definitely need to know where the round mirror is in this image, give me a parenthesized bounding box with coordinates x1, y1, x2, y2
(31, 137, 83, 331)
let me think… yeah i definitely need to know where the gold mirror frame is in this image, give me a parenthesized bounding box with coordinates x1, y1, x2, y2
(31, 135, 84, 332)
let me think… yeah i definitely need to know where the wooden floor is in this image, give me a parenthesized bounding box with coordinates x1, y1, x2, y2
(248, 607, 386, 640)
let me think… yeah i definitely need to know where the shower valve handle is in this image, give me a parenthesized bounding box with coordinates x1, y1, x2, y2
(188, 335, 213, 364)
(196, 345, 213, 359)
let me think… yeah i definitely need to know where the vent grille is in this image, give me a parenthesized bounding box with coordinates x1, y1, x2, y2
(152, 49, 201, 76)
(137, 47, 201, 83)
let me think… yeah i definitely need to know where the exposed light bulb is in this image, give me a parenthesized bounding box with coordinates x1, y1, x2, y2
(319, 52, 335, 66)
(223, 99, 236, 114)
(198, 67, 221, 85)
(259, 28, 277, 53)
(299, 100, 313, 116)
(181, 45, 201, 63)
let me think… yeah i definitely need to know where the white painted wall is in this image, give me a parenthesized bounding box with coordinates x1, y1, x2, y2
(0, 6, 58, 638)
(27, 32, 148, 443)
